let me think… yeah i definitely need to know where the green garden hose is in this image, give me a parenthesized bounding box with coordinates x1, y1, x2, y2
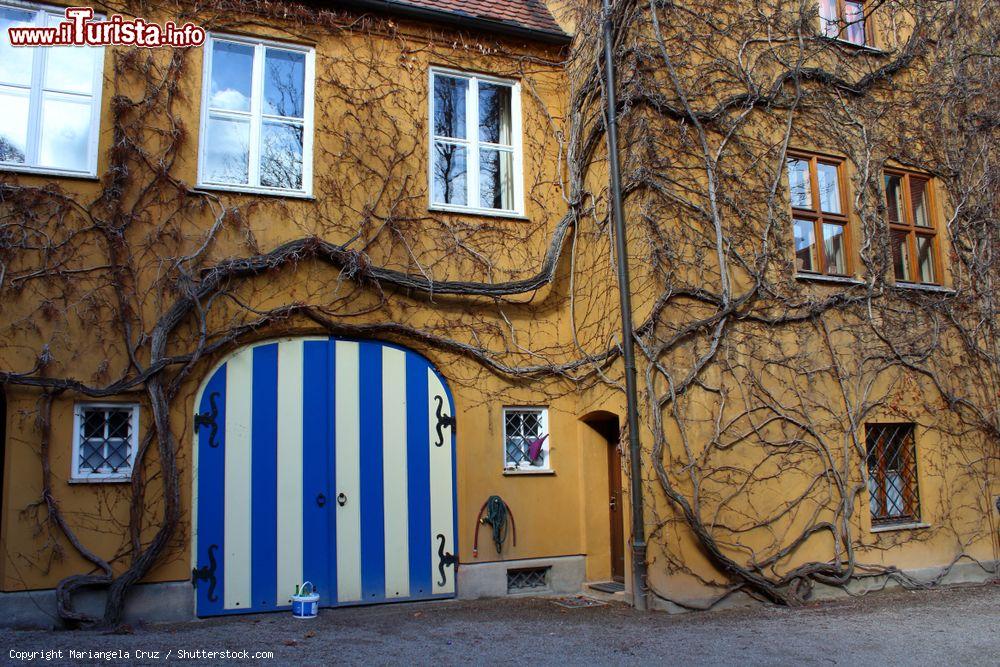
(473, 495, 517, 556)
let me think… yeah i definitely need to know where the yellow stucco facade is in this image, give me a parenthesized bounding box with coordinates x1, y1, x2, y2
(0, 0, 995, 618)
(0, 0, 636, 599)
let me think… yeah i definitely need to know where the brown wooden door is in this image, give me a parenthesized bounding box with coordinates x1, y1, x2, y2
(608, 442, 625, 582)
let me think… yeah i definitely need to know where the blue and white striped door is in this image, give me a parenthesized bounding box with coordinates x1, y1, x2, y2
(193, 338, 457, 617)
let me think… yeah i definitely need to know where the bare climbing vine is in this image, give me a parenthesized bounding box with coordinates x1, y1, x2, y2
(0, 0, 996, 626)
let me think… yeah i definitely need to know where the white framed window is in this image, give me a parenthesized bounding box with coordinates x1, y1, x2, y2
(70, 403, 139, 482)
(429, 67, 524, 217)
(198, 33, 315, 197)
(0, 1, 105, 177)
(503, 407, 549, 471)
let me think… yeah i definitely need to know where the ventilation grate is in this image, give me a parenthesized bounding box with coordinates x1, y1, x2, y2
(507, 566, 549, 593)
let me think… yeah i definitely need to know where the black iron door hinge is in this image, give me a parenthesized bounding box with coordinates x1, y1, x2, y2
(195, 391, 220, 448)
(436, 533, 458, 587)
(191, 544, 219, 602)
(434, 395, 455, 447)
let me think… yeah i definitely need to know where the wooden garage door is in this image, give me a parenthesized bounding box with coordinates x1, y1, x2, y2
(192, 338, 457, 617)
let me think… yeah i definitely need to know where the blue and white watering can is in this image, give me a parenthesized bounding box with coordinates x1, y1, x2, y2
(291, 581, 319, 619)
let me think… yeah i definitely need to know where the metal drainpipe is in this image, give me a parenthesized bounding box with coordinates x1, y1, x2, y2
(601, 0, 648, 611)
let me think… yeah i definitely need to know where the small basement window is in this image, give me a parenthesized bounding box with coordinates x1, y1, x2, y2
(503, 407, 550, 471)
(71, 403, 139, 482)
(507, 566, 549, 593)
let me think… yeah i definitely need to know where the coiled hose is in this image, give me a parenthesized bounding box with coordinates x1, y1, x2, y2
(473, 495, 516, 557)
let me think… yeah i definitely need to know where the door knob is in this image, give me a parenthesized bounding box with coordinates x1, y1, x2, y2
(609, 496, 617, 510)
(337, 493, 347, 507)
(316, 493, 327, 507)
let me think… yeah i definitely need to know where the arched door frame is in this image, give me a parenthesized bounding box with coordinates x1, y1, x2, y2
(190, 336, 458, 615)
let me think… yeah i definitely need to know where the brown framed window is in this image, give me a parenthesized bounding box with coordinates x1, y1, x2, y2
(786, 153, 851, 276)
(866, 423, 920, 526)
(819, 0, 871, 47)
(884, 171, 941, 285)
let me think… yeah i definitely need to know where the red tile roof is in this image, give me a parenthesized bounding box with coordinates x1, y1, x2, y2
(355, 0, 567, 39)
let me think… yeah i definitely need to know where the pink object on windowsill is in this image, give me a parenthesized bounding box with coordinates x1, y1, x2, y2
(527, 434, 548, 464)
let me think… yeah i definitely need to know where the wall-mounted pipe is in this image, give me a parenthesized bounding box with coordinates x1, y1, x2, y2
(601, 0, 648, 611)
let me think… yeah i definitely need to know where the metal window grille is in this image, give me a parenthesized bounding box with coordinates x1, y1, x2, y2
(504, 408, 546, 468)
(866, 423, 920, 525)
(507, 567, 549, 593)
(78, 406, 135, 475)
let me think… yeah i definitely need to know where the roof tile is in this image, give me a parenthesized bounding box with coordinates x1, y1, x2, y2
(391, 0, 565, 36)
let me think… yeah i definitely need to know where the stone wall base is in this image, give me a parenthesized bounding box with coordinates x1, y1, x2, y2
(0, 581, 195, 630)
(456, 555, 586, 599)
(1, 557, 994, 627)
(649, 559, 999, 614)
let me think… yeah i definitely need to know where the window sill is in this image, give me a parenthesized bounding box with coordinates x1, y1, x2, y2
(429, 204, 528, 221)
(795, 273, 865, 286)
(69, 475, 132, 484)
(503, 469, 555, 476)
(893, 282, 955, 295)
(1, 164, 99, 181)
(192, 184, 315, 200)
(817, 35, 890, 56)
(870, 521, 931, 533)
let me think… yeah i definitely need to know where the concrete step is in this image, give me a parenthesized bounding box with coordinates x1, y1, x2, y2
(584, 581, 631, 604)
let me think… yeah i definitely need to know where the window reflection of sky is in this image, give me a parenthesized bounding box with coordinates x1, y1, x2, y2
(434, 143, 467, 205)
(205, 116, 249, 184)
(787, 158, 811, 208)
(0, 90, 29, 162)
(261, 122, 303, 189)
(40, 97, 90, 171)
(204, 40, 306, 190)
(793, 219, 816, 272)
(478, 82, 511, 144)
(479, 148, 513, 209)
(210, 41, 253, 112)
(1, 8, 99, 171)
(794, 220, 816, 253)
(264, 49, 305, 118)
(45, 11, 96, 94)
(1, 8, 34, 86)
(434, 75, 466, 139)
(823, 224, 846, 273)
(816, 162, 841, 213)
(432, 73, 515, 211)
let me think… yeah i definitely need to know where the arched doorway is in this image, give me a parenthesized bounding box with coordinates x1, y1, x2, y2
(582, 411, 625, 584)
(192, 337, 457, 617)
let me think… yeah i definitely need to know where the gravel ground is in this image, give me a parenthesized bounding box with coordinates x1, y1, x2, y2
(2, 584, 998, 666)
